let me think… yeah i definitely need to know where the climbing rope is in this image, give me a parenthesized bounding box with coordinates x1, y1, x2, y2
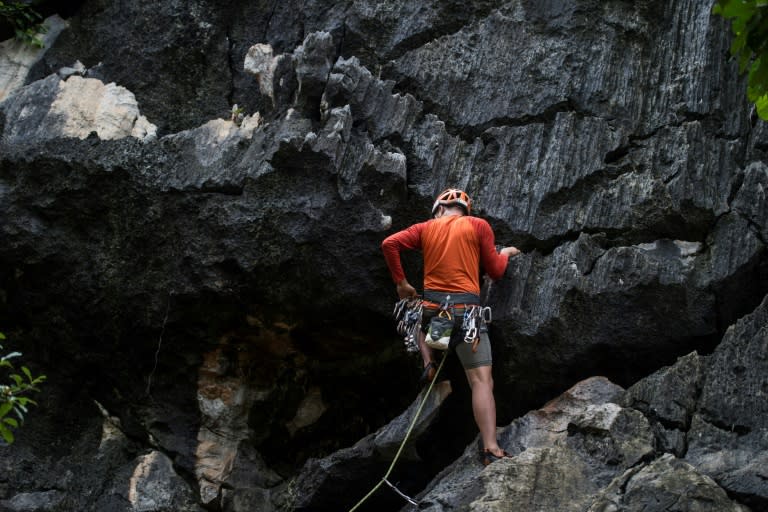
(347, 350, 449, 511)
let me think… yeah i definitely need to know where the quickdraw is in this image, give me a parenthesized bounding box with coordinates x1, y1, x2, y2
(462, 305, 492, 352)
(393, 297, 423, 353)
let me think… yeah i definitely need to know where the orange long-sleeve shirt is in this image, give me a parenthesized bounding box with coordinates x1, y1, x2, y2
(381, 215, 508, 295)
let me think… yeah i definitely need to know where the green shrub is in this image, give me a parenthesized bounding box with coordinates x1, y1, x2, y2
(0, 332, 46, 444)
(0, 1, 46, 47)
(713, 0, 768, 119)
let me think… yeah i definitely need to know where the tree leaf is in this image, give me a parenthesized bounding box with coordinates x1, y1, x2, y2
(0, 422, 14, 444)
(733, 30, 748, 55)
(738, 47, 753, 72)
(3, 417, 18, 428)
(722, 1, 756, 20)
(1, 352, 21, 361)
(749, 58, 768, 95)
(754, 92, 768, 119)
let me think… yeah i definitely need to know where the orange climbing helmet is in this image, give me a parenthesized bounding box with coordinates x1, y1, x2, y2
(431, 188, 472, 216)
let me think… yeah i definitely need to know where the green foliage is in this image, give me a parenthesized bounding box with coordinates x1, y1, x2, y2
(0, 1, 46, 48)
(0, 332, 46, 444)
(713, 0, 768, 119)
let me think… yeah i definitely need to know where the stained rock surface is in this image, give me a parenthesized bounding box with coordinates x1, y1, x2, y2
(0, 0, 766, 511)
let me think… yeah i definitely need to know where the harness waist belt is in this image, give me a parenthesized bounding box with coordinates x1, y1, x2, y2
(423, 290, 480, 305)
(422, 301, 476, 310)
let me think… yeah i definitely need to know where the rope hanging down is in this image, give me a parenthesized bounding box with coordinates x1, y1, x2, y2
(347, 350, 449, 511)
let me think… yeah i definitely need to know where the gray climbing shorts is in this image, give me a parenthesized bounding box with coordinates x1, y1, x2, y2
(455, 327, 492, 369)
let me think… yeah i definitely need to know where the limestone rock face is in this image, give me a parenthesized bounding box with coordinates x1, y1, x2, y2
(405, 356, 759, 512)
(621, 351, 703, 455)
(0, 0, 766, 511)
(126, 451, 202, 512)
(618, 295, 768, 510)
(1, 74, 157, 143)
(0, 490, 65, 512)
(411, 377, 642, 511)
(587, 454, 750, 512)
(685, 295, 768, 510)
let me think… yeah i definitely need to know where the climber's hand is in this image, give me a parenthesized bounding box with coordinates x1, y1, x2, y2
(396, 279, 417, 299)
(500, 246, 521, 258)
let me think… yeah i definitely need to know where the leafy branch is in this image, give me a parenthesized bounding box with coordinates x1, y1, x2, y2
(0, 332, 46, 444)
(713, 0, 768, 119)
(0, 1, 46, 48)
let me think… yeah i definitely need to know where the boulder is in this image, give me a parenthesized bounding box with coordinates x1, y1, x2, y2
(586, 453, 750, 512)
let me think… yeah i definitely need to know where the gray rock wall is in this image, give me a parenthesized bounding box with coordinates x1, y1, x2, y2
(0, 0, 766, 511)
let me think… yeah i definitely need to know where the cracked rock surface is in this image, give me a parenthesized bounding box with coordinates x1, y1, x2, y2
(0, 0, 766, 511)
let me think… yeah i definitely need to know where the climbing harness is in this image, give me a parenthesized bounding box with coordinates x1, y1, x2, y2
(347, 350, 449, 511)
(393, 297, 423, 353)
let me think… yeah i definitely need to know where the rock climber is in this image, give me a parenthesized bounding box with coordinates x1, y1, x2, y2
(381, 188, 521, 465)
